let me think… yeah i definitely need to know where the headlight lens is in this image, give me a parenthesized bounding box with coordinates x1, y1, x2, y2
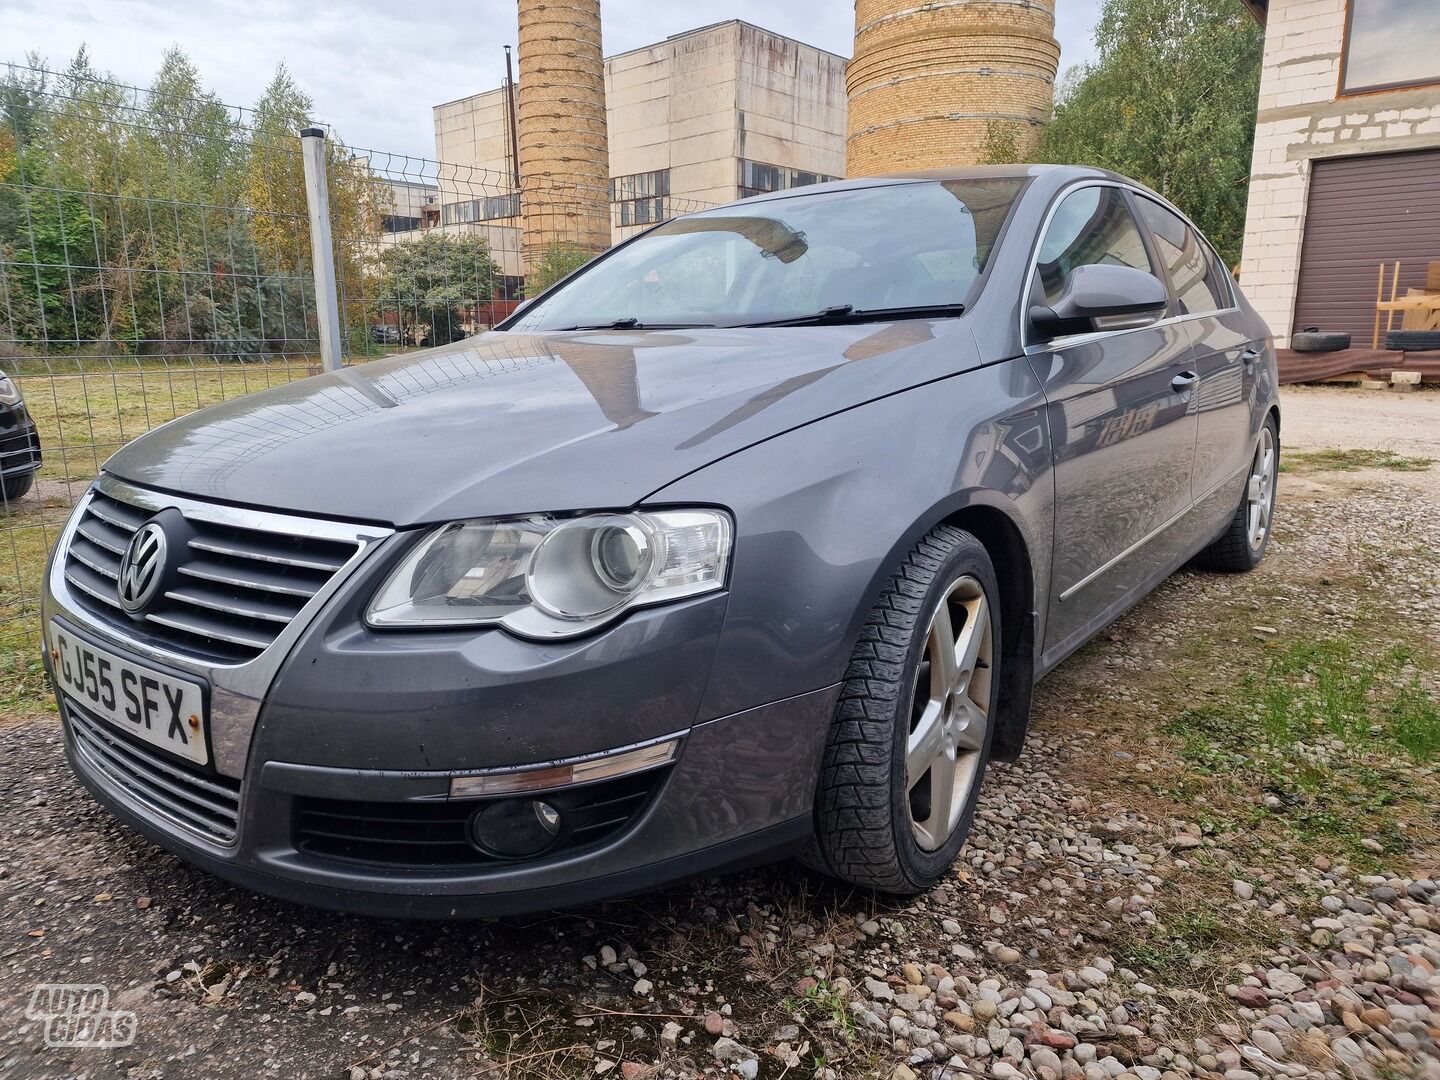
(0, 374, 22, 407)
(366, 509, 731, 638)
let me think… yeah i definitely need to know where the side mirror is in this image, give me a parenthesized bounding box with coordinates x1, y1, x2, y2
(1028, 264, 1169, 342)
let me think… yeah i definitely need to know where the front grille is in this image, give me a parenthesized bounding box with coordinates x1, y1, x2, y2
(293, 771, 665, 870)
(62, 488, 360, 664)
(65, 699, 242, 844)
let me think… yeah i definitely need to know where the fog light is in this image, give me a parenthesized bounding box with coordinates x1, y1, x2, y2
(470, 799, 562, 858)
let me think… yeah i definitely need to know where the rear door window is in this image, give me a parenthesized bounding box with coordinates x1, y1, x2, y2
(1135, 197, 1230, 315)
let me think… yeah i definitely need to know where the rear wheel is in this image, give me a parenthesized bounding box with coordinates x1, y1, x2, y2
(809, 525, 999, 894)
(1197, 416, 1278, 572)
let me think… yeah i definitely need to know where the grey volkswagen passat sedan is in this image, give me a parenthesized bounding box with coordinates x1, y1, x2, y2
(42, 166, 1279, 917)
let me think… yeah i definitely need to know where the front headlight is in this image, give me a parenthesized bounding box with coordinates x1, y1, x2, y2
(366, 508, 732, 638)
(0, 374, 22, 407)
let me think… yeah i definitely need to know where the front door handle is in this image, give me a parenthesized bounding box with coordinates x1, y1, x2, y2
(1171, 371, 1199, 395)
(1240, 347, 1262, 368)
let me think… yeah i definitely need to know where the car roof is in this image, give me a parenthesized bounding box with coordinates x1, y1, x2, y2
(731, 164, 1149, 206)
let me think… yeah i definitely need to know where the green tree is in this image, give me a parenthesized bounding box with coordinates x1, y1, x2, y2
(981, 119, 1024, 166)
(1036, 0, 1263, 265)
(1, 49, 388, 359)
(373, 231, 500, 345)
(525, 242, 591, 297)
(245, 65, 379, 277)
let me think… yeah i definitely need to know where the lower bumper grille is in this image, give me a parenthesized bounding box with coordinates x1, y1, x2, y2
(65, 699, 242, 844)
(294, 771, 665, 870)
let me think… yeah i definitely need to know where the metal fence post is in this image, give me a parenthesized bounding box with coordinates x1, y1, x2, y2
(300, 127, 343, 372)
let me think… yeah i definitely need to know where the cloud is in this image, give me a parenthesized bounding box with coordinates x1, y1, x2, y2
(7, 0, 1102, 160)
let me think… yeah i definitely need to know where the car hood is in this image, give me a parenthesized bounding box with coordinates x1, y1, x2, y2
(104, 323, 978, 526)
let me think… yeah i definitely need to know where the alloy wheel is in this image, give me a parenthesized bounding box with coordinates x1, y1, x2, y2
(1247, 426, 1277, 551)
(906, 575, 993, 851)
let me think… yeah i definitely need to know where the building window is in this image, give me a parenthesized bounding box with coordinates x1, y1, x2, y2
(381, 215, 422, 234)
(440, 193, 520, 226)
(1341, 0, 1440, 94)
(482, 192, 521, 220)
(611, 170, 670, 227)
(738, 159, 839, 200)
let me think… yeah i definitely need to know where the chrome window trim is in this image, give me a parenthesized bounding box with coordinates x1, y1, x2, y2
(46, 474, 394, 777)
(1019, 179, 1240, 356)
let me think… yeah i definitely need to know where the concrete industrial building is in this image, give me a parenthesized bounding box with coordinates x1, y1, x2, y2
(431, 20, 847, 260)
(1238, 0, 1440, 348)
(846, 0, 1060, 175)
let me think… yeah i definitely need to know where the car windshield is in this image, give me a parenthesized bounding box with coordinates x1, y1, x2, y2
(506, 178, 1026, 331)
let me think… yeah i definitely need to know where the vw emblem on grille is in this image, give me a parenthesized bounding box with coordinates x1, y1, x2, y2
(117, 522, 168, 614)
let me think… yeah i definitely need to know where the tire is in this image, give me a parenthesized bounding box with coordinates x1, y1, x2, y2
(1384, 330, 1440, 353)
(808, 525, 1001, 894)
(1197, 416, 1278, 572)
(1, 470, 34, 505)
(1290, 329, 1350, 353)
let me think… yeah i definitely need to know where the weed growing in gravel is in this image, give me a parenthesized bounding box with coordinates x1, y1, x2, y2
(782, 979, 859, 1044)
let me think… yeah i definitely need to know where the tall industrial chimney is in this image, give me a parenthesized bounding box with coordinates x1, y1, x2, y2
(846, 0, 1060, 175)
(516, 0, 611, 271)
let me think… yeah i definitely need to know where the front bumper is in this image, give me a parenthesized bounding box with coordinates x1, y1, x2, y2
(57, 688, 830, 917)
(42, 477, 835, 917)
(1, 403, 41, 479)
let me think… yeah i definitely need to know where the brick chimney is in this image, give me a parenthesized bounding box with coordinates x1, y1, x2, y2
(517, 0, 612, 271)
(846, 0, 1060, 175)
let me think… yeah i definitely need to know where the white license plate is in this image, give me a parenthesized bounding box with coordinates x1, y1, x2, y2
(51, 622, 208, 766)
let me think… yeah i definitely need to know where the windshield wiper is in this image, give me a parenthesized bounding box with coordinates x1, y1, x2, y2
(553, 318, 717, 331)
(732, 303, 966, 328)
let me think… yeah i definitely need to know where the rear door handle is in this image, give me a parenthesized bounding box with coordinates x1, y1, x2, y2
(1240, 347, 1262, 367)
(1171, 371, 1199, 394)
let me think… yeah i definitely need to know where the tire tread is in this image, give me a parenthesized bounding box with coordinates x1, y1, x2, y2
(807, 525, 985, 893)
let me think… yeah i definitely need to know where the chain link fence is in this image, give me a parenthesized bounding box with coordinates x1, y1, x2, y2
(0, 60, 716, 684)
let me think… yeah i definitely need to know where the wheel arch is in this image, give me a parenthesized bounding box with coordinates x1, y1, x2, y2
(845, 491, 1040, 764)
(939, 503, 1036, 762)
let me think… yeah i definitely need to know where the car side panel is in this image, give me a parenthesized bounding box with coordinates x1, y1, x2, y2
(1191, 307, 1265, 502)
(648, 353, 1055, 722)
(1190, 300, 1282, 548)
(1030, 319, 1200, 662)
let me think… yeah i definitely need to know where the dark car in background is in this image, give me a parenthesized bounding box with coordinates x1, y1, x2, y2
(1, 369, 42, 505)
(41, 166, 1279, 916)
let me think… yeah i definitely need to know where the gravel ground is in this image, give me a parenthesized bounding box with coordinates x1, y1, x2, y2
(1, 385, 1437, 1080)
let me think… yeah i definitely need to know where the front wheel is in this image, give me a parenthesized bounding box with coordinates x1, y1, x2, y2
(809, 525, 1000, 894)
(1197, 416, 1279, 572)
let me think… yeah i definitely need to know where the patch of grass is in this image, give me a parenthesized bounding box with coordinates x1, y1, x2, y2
(1162, 636, 1439, 866)
(1113, 903, 1267, 980)
(8, 356, 314, 486)
(1285, 448, 1433, 473)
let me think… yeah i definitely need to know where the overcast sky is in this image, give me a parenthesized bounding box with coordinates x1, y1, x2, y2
(6, 0, 1103, 160)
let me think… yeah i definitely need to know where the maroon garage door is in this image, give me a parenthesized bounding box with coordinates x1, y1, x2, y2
(1292, 148, 1440, 344)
